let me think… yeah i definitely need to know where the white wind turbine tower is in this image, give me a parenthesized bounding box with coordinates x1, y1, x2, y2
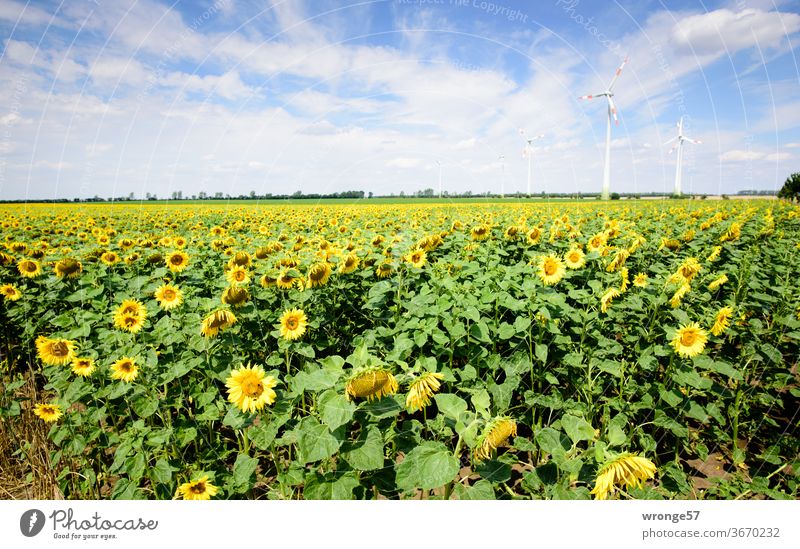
(664, 116, 701, 196)
(518, 129, 544, 196)
(436, 160, 442, 198)
(579, 56, 628, 200)
(498, 154, 506, 198)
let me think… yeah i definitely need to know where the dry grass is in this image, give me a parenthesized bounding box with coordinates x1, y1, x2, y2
(0, 372, 62, 499)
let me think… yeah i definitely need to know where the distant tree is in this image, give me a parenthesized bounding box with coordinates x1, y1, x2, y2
(250, 190, 256, 198)
(778, 172, 800, 201)
(610, 192, 621, 200)
(368, 191, 373, 199)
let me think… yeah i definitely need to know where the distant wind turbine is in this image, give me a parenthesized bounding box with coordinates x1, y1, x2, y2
(518, 129, 544, 196)
(664, 116, 701, 197)
(579, 56, 628, 200)
(436, 160, 442, 198)
(499, 154, 506, 198)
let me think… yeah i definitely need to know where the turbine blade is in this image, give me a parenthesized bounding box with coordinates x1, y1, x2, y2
(607, 96, 619, 124)
(686, 138, 702, 145)
(579, 94, 594, 100)
(669, 143, 679, 155)
(664, 136, 677, 145)
(532, 133, 545, 141)
(607, 56, 629, 91)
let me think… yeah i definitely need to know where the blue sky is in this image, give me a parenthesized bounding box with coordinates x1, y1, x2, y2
(0, 0, 798, 199)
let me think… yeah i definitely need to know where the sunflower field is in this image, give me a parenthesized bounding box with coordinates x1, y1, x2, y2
(1, 200, 798, 500)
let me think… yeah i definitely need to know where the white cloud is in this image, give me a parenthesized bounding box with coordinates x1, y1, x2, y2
(386, 157, 422, 169)
(719, 149, 791, 162)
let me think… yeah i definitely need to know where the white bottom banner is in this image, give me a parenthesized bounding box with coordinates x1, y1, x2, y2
(0, 500, 796, 548)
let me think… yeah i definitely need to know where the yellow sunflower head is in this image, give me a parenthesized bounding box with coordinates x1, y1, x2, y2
(339, 253, 359, 274)
(471, 224, 490, 241)
(225, 363, 278, 413)
(279, 308, 308, 341)
(591, 453, 656, 500)
(600, 287, 620, 314)
(564, 247, 586, 269)
(33, 402, 63, 423)
(474, 417, 518, 461)
(225, 265, 250, 286)
(633, 272, 648, 287)
(307, 262, 332, 288)
(405, 372, 444, 412)
(345, 367, 398, 402)
(221, 285, 250, 307)
(17, 259, 42, 278)
(165, 250, 189, 272)
(154, 284, 184, 310)
(0, 283, 22, 301)
(110, 357, 139, 382)
(35, 335, 76, 366)
(54, 258, 82, 279)
(671, 322, 708, 358)
(100, 251, 120, 265)
(710, 306, 734, 337)
(375, 261, 394, 279)
(200, 309, 237, 338)
(71, 357, 96, 377)
(537, 255, 565, 286)
(175, 475, 220, 500)
(405, 249, 427, 269)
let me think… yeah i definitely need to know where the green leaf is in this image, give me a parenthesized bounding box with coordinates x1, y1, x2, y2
(151, 458, 177, 485)
(607, 424, 626, 447)
(250, 415, 290, 451)
(303, 472, 359, 500)
(341, 426, 384, 471)
(295, 417, 341, 464)
(395, 441, 459, 491)
(470, 389, 491, 417)
(534, 427, 569, 461)
(475, 460, 511, 483)
(318, 390, 356, 431)
(535, 343, 548, 364)
(453, 480, 495, 500)
(561, 414, 595, 444)
(434, 393, 468, 421)
(132, 395, 159, 419)
(498, 322, 515, 340)
(231, 453, 258, 494)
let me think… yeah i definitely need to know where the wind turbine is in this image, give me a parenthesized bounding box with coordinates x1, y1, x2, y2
(518, 129, 544, 196)
(498, 154, 506, 198)
(664, 116, 701, 196)
(579, 56, 628, 200)
(436, 160, 442, 198)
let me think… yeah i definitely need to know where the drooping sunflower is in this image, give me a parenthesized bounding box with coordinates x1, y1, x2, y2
(619, 267, 630, 292)
(474, 417, 517, 461)
(113, 299, 147, 333)
(307, 262, 332, 288)
(200, 309, 237, 337)
(563, 247, 585, 269)
(405, 248, 427, 269)
(54, 258, 82, 279)
(600, 288, 620, 314)
(345, 367, 398, 402)
(165, 250, 189, 272)
(71, 357, 96, 377)
(707, 246, 722, 262)
(586, 232, 607, 253)
(33, 402, 63, 423)
(175, 476, 219, 501)
(338, 253, 359, 274)
(110, 357, 139, 382)
(260, 274, 277, 287)
(35, 335, 76, 366)
(406, 372, 444, 412)
(591, 453, 656, 500)
(154, 284, 183, 310)
(537, 255, 565, 286)
(670, 257, 701, 284)
(710, 306, 734, 337)
(671, 322, 708, 358)
(669, 282, 691, 309)
(225, 363, 278, 413)
(275, 269, 300, 290)
(0, 283, 22, 301)
(279, 308, 307, 341)
(375, 261, 394, 279)
(526, 227, 542, 245)
(17, 259, 42, 278)
(708, 274, 728, 291)
(633, 272, 648, 288)
(470, 224, 490, 241)
(605, 249, 630, 272)
(225, 265, 250, 286)
(221, 285, 250, 307)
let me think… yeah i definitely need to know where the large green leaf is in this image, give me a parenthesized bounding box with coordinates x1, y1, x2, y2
(295, 417, 342, 463)
(395, 441, 459, 491)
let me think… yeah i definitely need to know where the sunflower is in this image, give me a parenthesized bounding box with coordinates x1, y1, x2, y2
(707, 246, 722, 262)
(339, 253, 359, 274)
(605, 249, 629, 272)
(633, 273, 648, 288)
(113, 299, 147, 333)
(406, 372, 444, 412)
(670, 257, 701, 284)
(100, 252, 120, 265)
(375, 261, 394, 279)
(35, 335, 76, 366)
(110, 357, 138, 382)
(405, 249, 427, 269)
(221, 285, 250, 307)
(586, 232, 607, 253)
(175, 476, 219, 501)
(503, 225, 521, 241)
(225, 265, 250, 286)
(71, 357, 96, 377)
(307, 262, 332, 288)
(600, 288, 620, 314)
(33, 402, 63, 423)
(470, 224, 490, 241)
(279, 308, 308, 341)
(671, 322, 708, 358)
(591, 453, 656, 500)
(153, 284, 183, 310)
(669, 283, 691, 309)
(537, 255, 565, 286)
(474, 417, 517, 461)
(708, 274, 728, 291)
(54, 258, 82, 278)
(619, 267, 629, 292)
(165, 250, 189, 272)
(275, 270, 299, 290)
(225, 363, 278, 413)
(711, 306, 734, 336)
(0, 283, 22, 301)
(17, 259, 42, 278)
(345, 367, 398, 402)
(200, 309, 237, 337)
(260, 274, 277, 287)
(563, 248, 585, 269)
